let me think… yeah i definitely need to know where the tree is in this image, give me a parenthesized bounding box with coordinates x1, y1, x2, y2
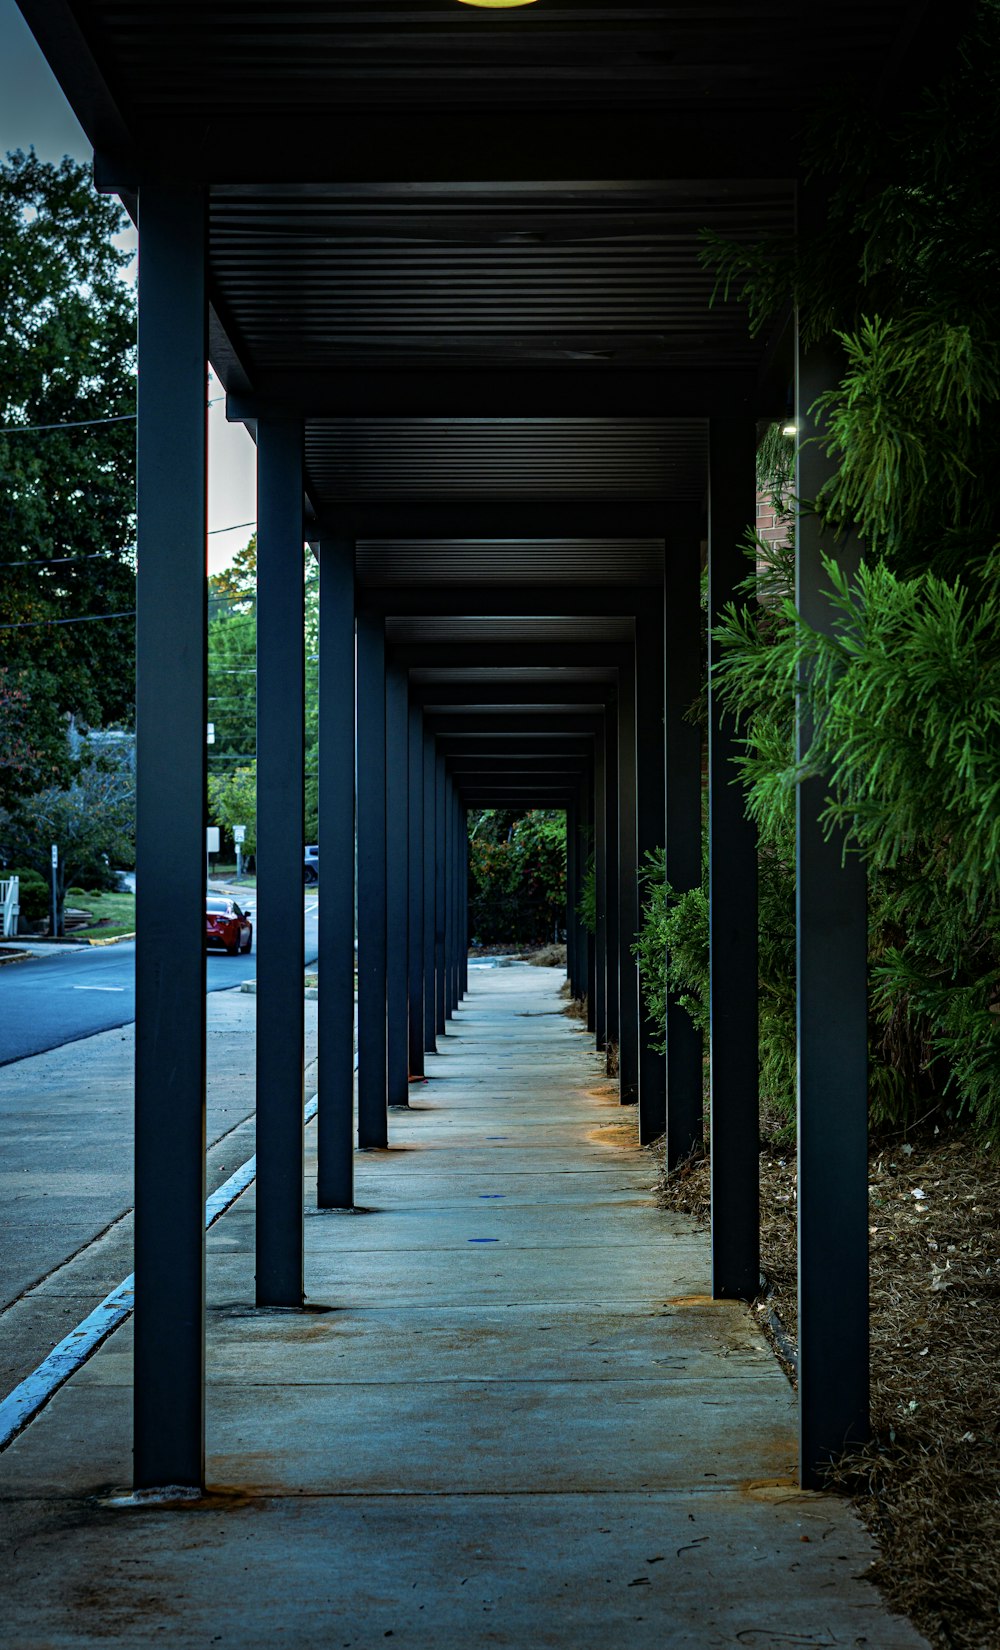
(208, 763, 257, 857)
(0, 666, 65, 807)
(467, 809, 566, 946)
(1, 741, 135, 918)
(638, 2, 1000, 1132)
(206, 540, 322, 841)
(0, 150, 137, 754)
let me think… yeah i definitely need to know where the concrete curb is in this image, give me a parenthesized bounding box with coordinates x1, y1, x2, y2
(12, 930, 136, 949)
(0, 948, 31, 967)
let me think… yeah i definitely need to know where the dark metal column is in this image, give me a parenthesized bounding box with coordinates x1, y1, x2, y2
(594, 719, 608, 1050)
(797, 331, 869, 1484)
(604, 706, 620, 1072)
(133, 183, 207, 1491)
(708, 416, 759, 1299)
(454, 789, 464, 1002)
(317, 537, 356, 1208)
(423, 731, 437, 1052)
(585, 771, 597, 1030)
(407, 700, 425, 1078)
(446, 783, 457, 1015)
(636, 606, 667, 1142)
(618, 647, 640, 1104)
(356, 611, 388, 1146)
(460, 809, 469, 997)
(256, 415, 306, 1306)
(435, 752, 447, 1034)
(664, 526, 705, 1167)
(566, 800, 579, 995)
(386, 661, 410, 1107)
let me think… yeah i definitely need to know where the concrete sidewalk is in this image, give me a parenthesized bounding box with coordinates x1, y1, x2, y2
(0, 965, 925, 1647)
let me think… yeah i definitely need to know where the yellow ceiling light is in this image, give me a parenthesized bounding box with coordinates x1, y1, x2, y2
(455, 1, 539, 7)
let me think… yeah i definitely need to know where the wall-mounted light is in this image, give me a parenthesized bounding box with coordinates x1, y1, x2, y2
(781, 423, 798, 437)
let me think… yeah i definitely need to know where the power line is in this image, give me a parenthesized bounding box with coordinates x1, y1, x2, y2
(5, 518, 256, 571)
(6, 552, 127, 568)
(0, 413, 135, 435)
(0, 609, 134, 631)
(0, 397, 226, 436)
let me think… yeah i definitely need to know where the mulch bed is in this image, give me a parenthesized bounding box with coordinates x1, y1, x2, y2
(652, 1126, 1000, 1650)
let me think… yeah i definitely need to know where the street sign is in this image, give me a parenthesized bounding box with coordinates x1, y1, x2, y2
(51, 844, 58, 869)
(206, 722, 216, 745)
(206, 826, 221, 854)
(233, 825, 246, 844)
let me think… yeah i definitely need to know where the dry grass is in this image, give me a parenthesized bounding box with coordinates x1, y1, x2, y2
(653, 1127, 1000, 1650)
(522, 942, 567, 968)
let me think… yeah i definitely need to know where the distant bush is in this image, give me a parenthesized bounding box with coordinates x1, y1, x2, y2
(5, 867, 48, 925)
(468, 809, 566, 947)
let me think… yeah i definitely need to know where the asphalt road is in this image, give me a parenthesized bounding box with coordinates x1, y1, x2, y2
(0, 894, 319, 1066)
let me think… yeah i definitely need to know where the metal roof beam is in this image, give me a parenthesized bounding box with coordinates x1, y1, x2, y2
(320, 504, 666, 541)
(436, 740, 597, 760)
(413, 684, 613, 709)
(390, 643, 628, 672)
(230, 369, 759, 421)
(128, 113, 793, 186)
(429, 716, 601, 738)
(362, 587, 653, 619)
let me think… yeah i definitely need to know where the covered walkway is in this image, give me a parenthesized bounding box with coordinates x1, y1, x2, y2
(0, 966, 924, 1646)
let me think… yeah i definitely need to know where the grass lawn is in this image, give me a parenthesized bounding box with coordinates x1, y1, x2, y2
(65, 888, 136, 940)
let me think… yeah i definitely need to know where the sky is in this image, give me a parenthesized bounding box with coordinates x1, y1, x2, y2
(0, 0, 258, 575)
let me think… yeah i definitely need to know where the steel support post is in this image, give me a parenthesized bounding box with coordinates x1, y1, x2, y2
(796, 333, 869, 1484)
(447, 784, 458, 1015)
(566, 801, 579, 994)
(317, 538, 356, 1208)
(708, 416, 759, 1299)
(594, 720, 608, 1049)
(133, 183, 207, 1491)
(256, 415, 306, 1306)
(452, 789, 462, 1005)
(636, 606, 667, 1142)
(604, 708, 620, 1071)
(460, 811, 469, 997)
(435, 753, 447, 1034)
(386, 662, 410, 1107)
(407, 701, 426, 1077)
(664, 530, 705, 1167)
(454, 791, 465, 1001)
(356, 612, 388, 1146)
(423, 731, 437, 1051)
(617, 650, 640, 1104)
(586, 770, 597, 1029)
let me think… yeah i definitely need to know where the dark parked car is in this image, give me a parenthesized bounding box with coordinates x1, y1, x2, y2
(304, 845, 319, 884)
(205, 897, 253, 955)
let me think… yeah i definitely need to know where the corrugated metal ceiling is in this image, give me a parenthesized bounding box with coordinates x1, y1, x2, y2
(307, 419, 705, 503)
(212, 186, 789, 374)
(385, 615, 633, 645)
(355, 539, 665, 587)
(89, 3, 916, 116)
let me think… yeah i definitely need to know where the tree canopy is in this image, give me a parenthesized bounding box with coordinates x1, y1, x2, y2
(637, 1, 1000, 1134)
(0, 149, 137, 801)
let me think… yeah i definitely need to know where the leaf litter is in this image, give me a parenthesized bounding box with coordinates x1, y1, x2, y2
(651, 1125, 1000, 1650)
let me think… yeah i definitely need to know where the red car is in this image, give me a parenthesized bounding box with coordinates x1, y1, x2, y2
(205, 897, 253, 955)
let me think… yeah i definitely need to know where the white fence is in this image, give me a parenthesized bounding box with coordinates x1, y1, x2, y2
(1, 877, 19, 939)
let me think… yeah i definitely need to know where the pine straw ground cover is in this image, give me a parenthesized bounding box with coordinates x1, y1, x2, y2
(653, 1128, 1000, 1650)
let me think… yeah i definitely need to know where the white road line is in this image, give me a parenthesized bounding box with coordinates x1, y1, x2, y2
(71, 985, 126, 992)
(0, 1087, 330, 1452)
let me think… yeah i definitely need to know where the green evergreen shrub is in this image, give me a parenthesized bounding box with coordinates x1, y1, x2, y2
(468, 809, 566, 946)
(685, 0, 1000, 1133)
(5, 867, 48, 925)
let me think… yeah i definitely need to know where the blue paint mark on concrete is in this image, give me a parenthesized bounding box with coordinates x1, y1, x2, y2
(0, 1086, 327, 1453)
